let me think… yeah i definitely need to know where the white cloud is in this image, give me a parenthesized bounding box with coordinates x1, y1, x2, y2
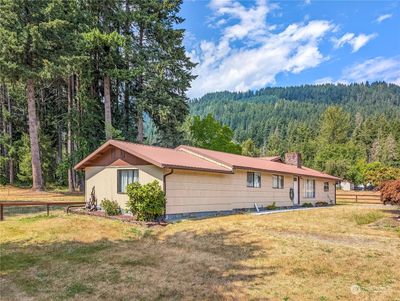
(332, 33, 355, 48)
(209, 0, 270, 41)
(376, 14, 392, 23)
(314, 77, 333, 85)
(332, 32, 377, 52)
(341, 56, 400, 84)
(188, 0, 335, 97)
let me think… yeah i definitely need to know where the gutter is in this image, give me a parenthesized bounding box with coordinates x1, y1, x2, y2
(163, 168, 174, 218)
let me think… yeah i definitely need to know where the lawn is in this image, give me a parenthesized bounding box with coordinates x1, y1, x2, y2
(0, 204, 399, 300)
(0, 185, 84, 202)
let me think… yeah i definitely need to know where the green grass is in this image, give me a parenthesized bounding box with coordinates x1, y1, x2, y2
(65, 282, 93, 298)
(19, 214, 58, 223)
(0, 252, 40, 273)
(351, 211, 385, 225)
(51, 243, 110, 264)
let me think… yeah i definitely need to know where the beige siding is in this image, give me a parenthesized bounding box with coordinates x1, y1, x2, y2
(299, 178, 336, 204)
(85, 165, 336, 215)
(166, 169, 297, 214)
(85, 165, 163, 209)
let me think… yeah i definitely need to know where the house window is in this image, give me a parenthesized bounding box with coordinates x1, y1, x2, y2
(117, 169, 138, 193)
(272, 175, 284, 189)
(247, 172, 261, 188)
(304, 179, 316, 198)
(324, 182, 329, 192)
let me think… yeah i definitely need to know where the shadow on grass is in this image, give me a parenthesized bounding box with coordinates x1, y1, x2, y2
(1, 227, 275, 300)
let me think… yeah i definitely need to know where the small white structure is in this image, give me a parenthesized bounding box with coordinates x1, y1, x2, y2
(340, 181, 354, 191)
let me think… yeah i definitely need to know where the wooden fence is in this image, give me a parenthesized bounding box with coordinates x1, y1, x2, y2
(336, 191, 382, 204)
(0, 201, 85, 221)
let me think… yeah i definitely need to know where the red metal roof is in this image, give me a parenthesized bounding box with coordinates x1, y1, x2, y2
(259, 156, 282, 162)
(74, 140, 232, 173)
(75, 140, 340, 180)
(177, 145, 340, 181)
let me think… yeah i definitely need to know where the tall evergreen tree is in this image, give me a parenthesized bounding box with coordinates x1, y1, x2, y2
(0, 0, 74, 190)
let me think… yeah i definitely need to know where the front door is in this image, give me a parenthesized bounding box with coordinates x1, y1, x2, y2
(293, 177, 299, 205)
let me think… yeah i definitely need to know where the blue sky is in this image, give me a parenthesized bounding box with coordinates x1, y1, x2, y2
(180, 0, 400, 98)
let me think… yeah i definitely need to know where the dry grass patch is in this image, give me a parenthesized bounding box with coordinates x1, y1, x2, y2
(0, 205, 399, 300)
(0, 185, 84, 202)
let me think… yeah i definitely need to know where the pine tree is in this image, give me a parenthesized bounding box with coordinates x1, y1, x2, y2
(318, 106, 351, 144)
(0, 0, 72, 190)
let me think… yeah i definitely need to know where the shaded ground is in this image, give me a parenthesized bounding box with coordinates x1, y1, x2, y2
(0, 204, 399, 300)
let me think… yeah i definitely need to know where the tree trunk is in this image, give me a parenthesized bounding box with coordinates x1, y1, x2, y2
(124, 81, 130, 138)
(67, 76, 74, 192)
(0, 84, 6, 180)
(26, 79, 44, 191)
(124, 0, 131, 139)
(104, 75, 112, 140)
(6, 86, 14, 184)
(136, 26, 144, 143)
(137, 113, 144, 142)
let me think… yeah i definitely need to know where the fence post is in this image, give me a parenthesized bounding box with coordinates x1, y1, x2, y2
(0, 205, 3, 221)
(47, 204, 50, 216)
(356, 195, 358, 203)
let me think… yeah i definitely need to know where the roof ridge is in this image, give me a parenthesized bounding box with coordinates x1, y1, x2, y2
(111, 139, 232, 171)
(111, 139, 185, 153)
(178, 145, 259, 159)
(178, 148, 232, 170)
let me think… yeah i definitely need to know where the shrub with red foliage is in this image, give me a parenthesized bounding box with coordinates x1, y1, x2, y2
(377, 179, 400, 206)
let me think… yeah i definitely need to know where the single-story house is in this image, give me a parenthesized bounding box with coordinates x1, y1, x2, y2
(75, 140, 340, 219)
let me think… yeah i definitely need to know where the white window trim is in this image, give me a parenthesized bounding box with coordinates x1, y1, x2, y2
(303, 178, 316, 198)
(247, 172, 261, 188)
(117, 169, 139, 194)
(272, 175, 284, 189)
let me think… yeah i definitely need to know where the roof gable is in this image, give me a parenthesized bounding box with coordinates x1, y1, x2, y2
(74, 140, 232, 173)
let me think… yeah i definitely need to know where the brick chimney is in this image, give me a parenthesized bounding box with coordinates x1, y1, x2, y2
(284, 152, 302, 168)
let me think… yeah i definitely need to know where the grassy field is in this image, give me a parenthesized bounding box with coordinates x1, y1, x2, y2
(0, 185, 84, 202)
(1, 205, 399, 301)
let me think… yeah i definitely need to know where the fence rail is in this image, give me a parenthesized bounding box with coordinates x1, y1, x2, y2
(336, 191, 382, 204)
(0, 201, 85, 221)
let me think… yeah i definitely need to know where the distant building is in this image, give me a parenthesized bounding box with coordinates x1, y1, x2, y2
(340, 181, 354, 191)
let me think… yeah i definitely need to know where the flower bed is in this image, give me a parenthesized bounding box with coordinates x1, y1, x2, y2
(66, 207, 167, 227)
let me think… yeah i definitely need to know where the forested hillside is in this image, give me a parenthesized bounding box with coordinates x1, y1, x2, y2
(190, 82, 400, 182)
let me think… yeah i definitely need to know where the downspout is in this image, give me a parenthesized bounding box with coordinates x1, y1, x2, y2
(163, 168, 174, 219)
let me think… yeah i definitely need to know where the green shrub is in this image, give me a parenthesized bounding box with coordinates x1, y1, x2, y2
(266, 202, 277, 210)
(301, 202, 314, 207)
(100, 199, 121, 216)
(126, 181, 166, 221)
(315, 201, 329, 207)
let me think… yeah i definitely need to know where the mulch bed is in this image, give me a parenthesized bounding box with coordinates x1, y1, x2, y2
(66, 207, 168, 227)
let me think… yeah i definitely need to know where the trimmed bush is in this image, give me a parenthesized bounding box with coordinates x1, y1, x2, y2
(301, 202, 314, 207)
(266, 202, 277, 210)
(315, 201, 329, 207)
(100, 199, 121, 216)
(126, 181, 166, 221)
